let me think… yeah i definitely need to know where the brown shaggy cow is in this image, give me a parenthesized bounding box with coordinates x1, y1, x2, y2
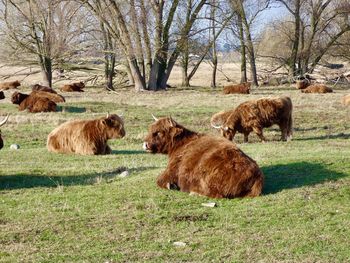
(223, 82, 250, 94)
(341, 94, 350, 106)
(32, 84, 58, 94)
(0, 91, 4, 100)
(143, 116, 264, 198)
(11, 91, 57, 113)
(211, 96, 293, 142)
(0, 115, 9, 150)
(301, 84, 333, 93)
(60, 81, 85, 92)
(47, 114, 125, 155)
(0, 80, 21, 90)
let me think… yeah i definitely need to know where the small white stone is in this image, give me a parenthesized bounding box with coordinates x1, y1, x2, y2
(10, 144, 20, 150)
(173, 241, 186, 247)
(118, 170, 129, 178)
(201, 202, 216, 208)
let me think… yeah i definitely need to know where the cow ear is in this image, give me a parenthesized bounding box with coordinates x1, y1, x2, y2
(170, 126, 183, 138)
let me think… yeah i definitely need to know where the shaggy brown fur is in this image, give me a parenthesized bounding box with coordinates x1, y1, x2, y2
(223, 82, 250, 94)
(0, 115, 9, 150)
(47, 114, 125, 155)
(32, 84, 58, 94)
(341, 94, 350, 106)
(11, 91, 57, 113)
(60, 82, 85, 92)
(0, 91, 4, 100)
(301, 84, 333, 93)
(295, 79, 310, 89)
(0, 80, 21, 90)
(143, 117, 263, 198)
(211, 96, 293, 142)
(32, 90, 65, 103)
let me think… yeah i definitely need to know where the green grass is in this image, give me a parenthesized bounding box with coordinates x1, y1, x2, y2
(0, 86, 350, 262)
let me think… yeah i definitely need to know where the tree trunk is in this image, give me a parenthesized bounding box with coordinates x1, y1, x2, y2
(105, 54, 115, 90)
(290, 0, 301, 77)
(210, 0, 217, 88)
(181, 56, 190, 87)
(237, 14, 247, 83)
(40, 56, 52, 87)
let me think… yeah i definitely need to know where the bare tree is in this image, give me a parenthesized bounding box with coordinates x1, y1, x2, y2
(83, 0, 208, 91)
(0, 0, 85, 87)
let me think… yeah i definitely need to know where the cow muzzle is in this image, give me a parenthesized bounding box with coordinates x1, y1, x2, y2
(143, 142, 150, 151)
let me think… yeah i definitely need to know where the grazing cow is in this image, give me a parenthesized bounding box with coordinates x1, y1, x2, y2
(11, 91, 57, 113)
(211, 96, 293, 142)
(0, 115, 9, 150)
(301, 84, 333, 93)
(341, 94, 350, 106)
(143, 116, 264, 198)
(47, 114, 125, 155)
(0, 80, 21, 90)
(0, 91, 4, 100)
(60, 81, 85, 92)
(32, 84, 58, 94)
(223, 82, 250, 94)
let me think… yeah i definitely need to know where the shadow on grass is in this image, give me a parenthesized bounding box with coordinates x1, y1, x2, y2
(262, 161, 348, 194)
(295, 133, 350, 141)
(57, 106, 86, 113)
(0, 166, 157, 190)
(111, 150, 146, 155)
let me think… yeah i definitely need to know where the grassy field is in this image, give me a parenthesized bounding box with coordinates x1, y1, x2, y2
(0, 85, 350, 262)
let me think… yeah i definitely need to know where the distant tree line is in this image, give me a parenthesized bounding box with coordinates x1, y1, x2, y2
(0, 0, 349, 89)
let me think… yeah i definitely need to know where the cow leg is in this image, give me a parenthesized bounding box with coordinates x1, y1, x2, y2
(157, 169, 178, 190)
(105, 145, 112, 154)
(253, 127, 266, 142)
(243, 133, 249, 143)
(279, 123, 288, 141)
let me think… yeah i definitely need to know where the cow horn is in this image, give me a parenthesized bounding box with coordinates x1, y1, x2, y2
(0, 114, 9, 127)
(106, 112, 110, 118)
(151, 114, 158, 121)
(211, 123, 222, 129)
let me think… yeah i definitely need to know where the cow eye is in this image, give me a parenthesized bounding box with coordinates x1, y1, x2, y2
(152, 132, 159, 137)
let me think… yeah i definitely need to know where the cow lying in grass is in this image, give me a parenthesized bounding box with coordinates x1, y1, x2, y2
(223, 82, 250, 94)
(0, 80, 21, 90)
(143, 116, 263, 198)
(211, 96, 293, 142)
(0, 115, 9, 150)
(60, 82, 85, 92)
(47, 114, 125, 155)
(301, 84, 333, 93)
(32, 84, 58, 94)
(11, 91, 59, 113)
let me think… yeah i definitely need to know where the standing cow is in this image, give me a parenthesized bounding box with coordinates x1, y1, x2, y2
(0, 115, 9, 150)
(47, 114, 125, 155)
(143, 116, 264, 198)
(211, 96, 293, 142)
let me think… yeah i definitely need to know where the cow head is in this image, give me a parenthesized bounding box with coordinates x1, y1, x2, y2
(11, 91, 28, 105)
(13, 80, 21, 88)
(143, 115, 185, 154)
(211, 112, 239, 141)
(75, 81, 85, 89)
(102, 113, 125, 139)
(0, 115, 9, 150)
